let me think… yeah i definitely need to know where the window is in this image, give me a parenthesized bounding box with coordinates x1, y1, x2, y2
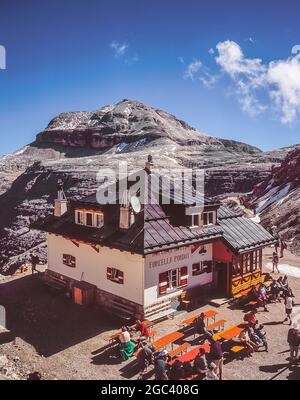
(192, 261, 212, 276)
(63, 254, 76, 268)
(159, 267, 188, 295)
(75, 210, 84, 225)
(190, 214, 200, 227)
(107, 267, 124, 284)
(75, 209, 104, 228)
(242, 253, 251, 273)
(94, 213, 104, 228)
(202, 260, 212, 273)
(86, 212, 93, 227)
(252, 249, 262, 271)
(192, 263, 202, 276)
(203, 211, 215, 226)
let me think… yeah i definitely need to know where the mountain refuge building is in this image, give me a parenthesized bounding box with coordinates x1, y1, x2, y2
(33, 159, 276, 321)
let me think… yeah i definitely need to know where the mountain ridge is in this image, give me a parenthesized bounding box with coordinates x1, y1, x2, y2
(0, 99, 297, 273)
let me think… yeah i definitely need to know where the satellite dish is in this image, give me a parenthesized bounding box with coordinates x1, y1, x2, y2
(130, 196, 141, 213)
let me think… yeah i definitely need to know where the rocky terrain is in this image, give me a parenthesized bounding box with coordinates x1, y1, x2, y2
(246, 145, 300, 255)
(0, 99, 295, 273)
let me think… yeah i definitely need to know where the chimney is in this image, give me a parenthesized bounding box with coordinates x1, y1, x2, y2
(119, 190, 134, 230)
(54, 180, 68, 217)
(145, 154, 153, 173)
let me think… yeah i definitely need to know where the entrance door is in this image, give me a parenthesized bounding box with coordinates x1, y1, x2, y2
(214, 261, 228, 295)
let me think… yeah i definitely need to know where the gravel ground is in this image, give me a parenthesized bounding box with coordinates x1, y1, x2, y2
(0, 246, 299, 380)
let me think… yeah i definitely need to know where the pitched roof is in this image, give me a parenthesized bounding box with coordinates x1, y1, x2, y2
(32, 169, 275, 255)
(218, 215, 276, 253)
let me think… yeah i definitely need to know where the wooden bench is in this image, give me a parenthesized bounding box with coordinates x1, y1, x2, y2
(207, 319, 226, 332)
(230, 345, 249, 359)
(152, 331, 184, 351)
(168, 343, 210, 366)
(179, 309, 218, 327)
(213, 323, 247, 342)
(168, 343, 191, 359)
(230, 345, 248, 353)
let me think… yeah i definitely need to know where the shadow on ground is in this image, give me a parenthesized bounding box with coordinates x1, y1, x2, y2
(0, 275, 121, 357)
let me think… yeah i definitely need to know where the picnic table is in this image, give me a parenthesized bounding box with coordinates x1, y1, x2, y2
(213, 323, 248, 341)
(168, 343, 210, 366)
(179, 309, 218, 327)
(152, 331, 184, 351)
(107, 320, 153, 344)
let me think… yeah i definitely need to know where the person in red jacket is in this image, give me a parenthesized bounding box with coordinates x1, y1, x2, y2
(134, 320, 150, 346)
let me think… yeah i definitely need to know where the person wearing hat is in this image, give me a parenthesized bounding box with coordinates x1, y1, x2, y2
(154, 350, 169, 380)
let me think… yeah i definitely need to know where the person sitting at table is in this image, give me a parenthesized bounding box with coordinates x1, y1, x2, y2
(194, 347, 208, 379)
(169, 359, 184, 380)
(238, 327, 258, 355)
(136, 341, 155, 379)
(248, 285, 258, 301)
(193, 313, 213, 340)
(118, 326, 136, 361)
(154, 350, 169, 380)
(257, 283, 269, 311)
(254, 323, 268, 352)
(244, 310, 258, 326)
(134, 320, 150, 346)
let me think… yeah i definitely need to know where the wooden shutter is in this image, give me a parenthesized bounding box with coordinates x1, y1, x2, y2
(117, 270, 124, 284)
(159, 271, 169, 295)
(179, 266, 188, 287)
(107, 267, 112, 280)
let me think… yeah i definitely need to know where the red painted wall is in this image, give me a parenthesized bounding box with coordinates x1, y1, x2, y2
(213, 240, 233, 262)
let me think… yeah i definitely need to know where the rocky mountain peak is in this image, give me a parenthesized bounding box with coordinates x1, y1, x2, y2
(36, 99, 209, 150)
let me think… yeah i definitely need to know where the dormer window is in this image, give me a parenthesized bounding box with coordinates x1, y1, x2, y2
(75, 209, 104, 228)
(203, 211, 215, 226)
(190, 214, 201, 227)
(95, 213, 104, 228)
(86, 212, 93, 227)
(75, 210, 84, 225)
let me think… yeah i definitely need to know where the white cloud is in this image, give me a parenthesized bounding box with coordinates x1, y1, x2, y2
(184, 60, 202, 80)
(208, 48, 215, 55)
(214, 40, 300, 123)
(183, 59, 218, 88)
(110, 41, 128, 57)
(110, 41, 139, 65)
(215, 40, 267, 116)
(215, 40, 265, 78)
(268, 56, 300, 123)
(199, 73, 218, 88)
(182, 40, 300, 123)
(178, 56, 185, 64)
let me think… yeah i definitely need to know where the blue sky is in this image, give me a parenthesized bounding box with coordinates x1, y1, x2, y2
(1, 0, 300, 155)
